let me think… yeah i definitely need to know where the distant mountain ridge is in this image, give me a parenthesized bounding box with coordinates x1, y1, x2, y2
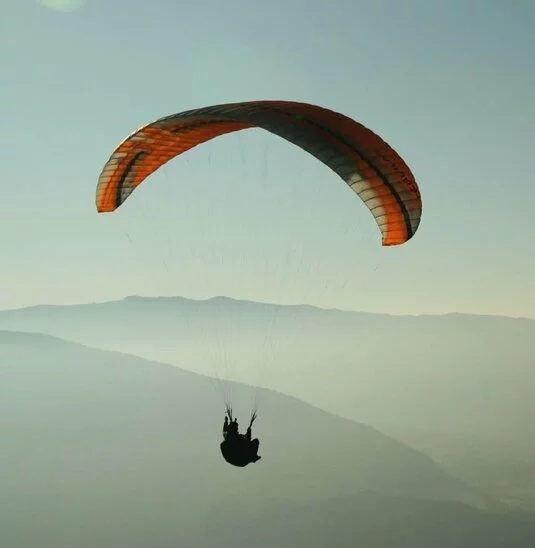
(1, 295, 533, 450)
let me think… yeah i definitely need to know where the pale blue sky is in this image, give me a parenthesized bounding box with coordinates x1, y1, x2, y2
(1, 0, 534, 317)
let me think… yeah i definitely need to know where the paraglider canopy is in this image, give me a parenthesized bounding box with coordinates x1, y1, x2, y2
(96, 100, 422, 247)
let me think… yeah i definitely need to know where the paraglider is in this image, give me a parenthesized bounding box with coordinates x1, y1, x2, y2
(220, 409, 261, 467)
(96, 100, 422, 246)
(96, 100, 423, 468)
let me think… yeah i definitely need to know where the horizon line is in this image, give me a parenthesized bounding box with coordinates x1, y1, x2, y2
(1, 294, 533, 322)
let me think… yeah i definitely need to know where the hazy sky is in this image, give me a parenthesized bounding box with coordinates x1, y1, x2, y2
(1, 0, 534, 317)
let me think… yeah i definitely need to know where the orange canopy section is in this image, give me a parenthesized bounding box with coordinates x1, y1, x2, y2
(96, 100, 422, 246)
